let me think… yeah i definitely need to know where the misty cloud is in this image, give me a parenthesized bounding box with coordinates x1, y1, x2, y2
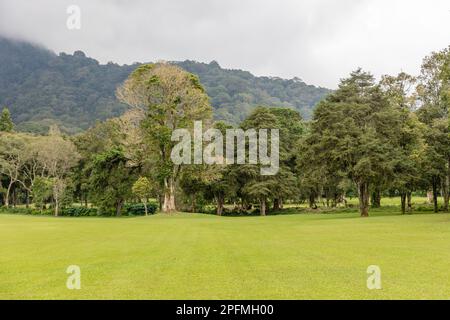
(0, 0, 449, 88)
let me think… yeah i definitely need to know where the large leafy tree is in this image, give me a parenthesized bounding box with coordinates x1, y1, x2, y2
(73, 110, 148, 209)
(117, 63, 213, 213)
(380, 73, 425, 213)
(0, 133, 27, 206)
(204, 166, 237, 216)
(89, 148, 137, 216)
(238, 107, 282, 216)
(267, 108, 304, 209)
(132, 176, 154, 216)
(33, 127, 80, 216)
(197, 121, 237, 216)
(417, 47, 450, 212)
(305, 69, 400, 217)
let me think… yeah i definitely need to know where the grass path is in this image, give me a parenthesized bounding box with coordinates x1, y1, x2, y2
(1, 209, 449, 299)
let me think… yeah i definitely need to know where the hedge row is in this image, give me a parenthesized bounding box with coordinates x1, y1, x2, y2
(0, 202, 158, 217)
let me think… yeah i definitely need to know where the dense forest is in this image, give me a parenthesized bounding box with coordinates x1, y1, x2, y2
(0, 36, 330, 134)
(0, 45, 448, 218)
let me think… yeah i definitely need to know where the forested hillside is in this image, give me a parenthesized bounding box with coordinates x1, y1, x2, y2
(176, 60, 330, 123)
(0, 37, 137, 134)
(0, 37, 330, 133)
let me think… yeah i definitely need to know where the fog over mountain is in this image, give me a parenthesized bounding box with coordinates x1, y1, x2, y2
(1, 0, 449, 88)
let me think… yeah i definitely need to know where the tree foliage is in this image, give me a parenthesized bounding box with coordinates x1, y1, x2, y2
(0, 108, 14, 132)
(117, 63, 213, 212)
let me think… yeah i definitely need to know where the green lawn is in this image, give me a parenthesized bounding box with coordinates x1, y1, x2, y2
(1, 206, 450, 299)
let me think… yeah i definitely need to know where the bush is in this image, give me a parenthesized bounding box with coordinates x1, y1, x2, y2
(0, 207, 32, 215)
(415, 205, 435, 212)
(124, 202, 158, 216)
(0, 206, 53, 216)
(60, 207, 99, 217)
(0, 202, 158, 217)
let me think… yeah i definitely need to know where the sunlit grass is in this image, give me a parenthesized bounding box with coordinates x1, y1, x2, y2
(1, 201, 449, 300)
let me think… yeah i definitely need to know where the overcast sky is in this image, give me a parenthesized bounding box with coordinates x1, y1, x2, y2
(0, 0, 449, 88)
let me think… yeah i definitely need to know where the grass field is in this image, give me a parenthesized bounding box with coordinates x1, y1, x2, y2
(1, 200, 450, 300)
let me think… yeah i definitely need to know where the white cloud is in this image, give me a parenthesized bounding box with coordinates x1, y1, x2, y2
(0, 0, 449, 88)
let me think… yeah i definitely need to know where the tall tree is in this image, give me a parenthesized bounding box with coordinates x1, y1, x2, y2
(417, 47, 450, 212)
(381, 73, 425, 213)
(32, 177, 52, 212)
(238, 107, 280, 216)
(36, 126, 80, 216)
(0, 108, 14, 132)
(304, 69, 399, 217)
(132, 177, 154, 216)
(201, 122, 237, 216)
(89, 148, 137, 216)
(0, 133, 27, 207)
(117, 63, 213, 213)
(267, 108, 304, 209)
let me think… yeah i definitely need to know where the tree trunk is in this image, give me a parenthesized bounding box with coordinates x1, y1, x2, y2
(163, 190, 176, 213)
(158, 194, 163, 211)
(12, 187, 16, 208)
(163, 178, 176, 213)
(358, 181, 370, 217)
(4, 181, 13, 208)
(54, 199, 59, 217)
(309, 193, 317, 209)
(260, 198, 266, 216)
(116, 199, 123, 217)
(143, 202, 148, 216)
(191, 193, 196, 213)
(342, 194, 348, 208)
(443, 166, 449, 212)
(371, 188, 381, 208)
(216, 194, 224, 216)
(273, 198, 280, 211)
(332, 193, 337, 208)
(318, 186, 324, 207)
(427, 191, 433, 204)
(400, 192, 406, 214)
(432, 176, 439, 213)
(25, 189, 30, 209)
(407, 191, 412, 213)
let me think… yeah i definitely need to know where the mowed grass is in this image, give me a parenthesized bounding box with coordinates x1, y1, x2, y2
(1, 204, 450, 300)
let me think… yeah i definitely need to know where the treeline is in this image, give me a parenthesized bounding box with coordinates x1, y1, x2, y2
(0, 47, 448, 217)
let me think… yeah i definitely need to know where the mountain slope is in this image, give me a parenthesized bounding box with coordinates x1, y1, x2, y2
(0, 37, 330, 133)
(176, 60, 330, 123)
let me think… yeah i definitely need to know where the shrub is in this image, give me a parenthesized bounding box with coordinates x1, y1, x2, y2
(124, 202, 158, 216)
(415, 205, 434, 212)
(0, 203, 158, 217)
(0, 206, 52, 216)
(0, 207, 32, 215)
(60, 207, 99, 217)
